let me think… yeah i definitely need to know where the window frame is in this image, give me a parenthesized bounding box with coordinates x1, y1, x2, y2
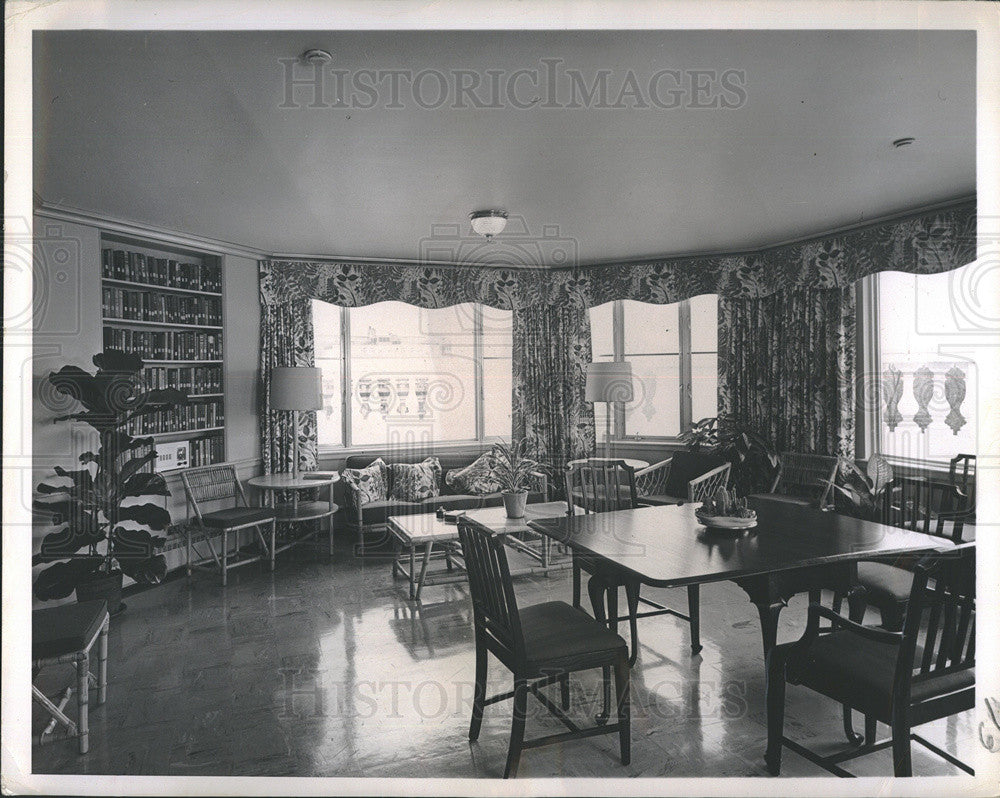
(857, 272, 976, 471)
(314, 301, 511, 452)
(600, 297, 717, 443)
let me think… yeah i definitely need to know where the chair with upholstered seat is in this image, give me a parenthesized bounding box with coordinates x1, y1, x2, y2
(856, 476, 969, 631)
(766, 544, 975, 777)
(32, 599, 109, 754)
(634, 450, 731, 507)
(750, 452, 839, 509)
(566, 459, 701, 666)
(458, 519, 630, 779)
(181, 465, 277, 586)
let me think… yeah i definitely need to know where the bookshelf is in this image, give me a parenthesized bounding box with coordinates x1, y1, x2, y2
(100, 233, 226, 472)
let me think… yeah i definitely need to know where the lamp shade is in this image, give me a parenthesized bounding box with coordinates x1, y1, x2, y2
(270, 367, 323, 411)
(585, 361, 634, 403)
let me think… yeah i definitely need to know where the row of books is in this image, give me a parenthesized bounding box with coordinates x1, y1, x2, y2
(104, 327, 223, 361)
(126, 400, 224, 435)
(103, 287, 223, 326)
(155, 435, 225, 471)
(102, 248, 222, 293)
(141, 366, 223, 395)
(188, 435, 225, 468)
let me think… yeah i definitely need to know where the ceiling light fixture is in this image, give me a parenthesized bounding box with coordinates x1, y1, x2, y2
(892, 137, 916, 148)
(302, 49, 332, 65)
(469, 210, 508, 240)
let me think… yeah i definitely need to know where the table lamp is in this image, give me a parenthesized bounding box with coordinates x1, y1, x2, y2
(585, 361, 634, 458)
(270, 366, 322, 480)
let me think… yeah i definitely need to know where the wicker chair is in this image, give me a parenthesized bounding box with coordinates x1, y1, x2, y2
(634, 450, 731, 506)
(180, 465, 276, 586)
(750, 452, 839, 509)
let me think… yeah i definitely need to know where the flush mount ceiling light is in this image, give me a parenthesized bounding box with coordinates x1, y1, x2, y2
(301, 49, 332, 65)
(469, 210, 508, 240)
(892, 137, 916, 148)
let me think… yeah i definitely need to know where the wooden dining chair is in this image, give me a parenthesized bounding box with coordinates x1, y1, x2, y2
(566, 459, 702, 666)
(856, 476, 970, 631)
(458, 520, 630, 778)
(766, 544, 975, 777)
(181, 465, 277, 586)
(948, 453, 976, 521)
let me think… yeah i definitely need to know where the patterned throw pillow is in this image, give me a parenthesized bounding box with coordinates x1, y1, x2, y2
(388, 457, 442, 502)
(341, 458, 388, 507)
(445, 452, 501, 495)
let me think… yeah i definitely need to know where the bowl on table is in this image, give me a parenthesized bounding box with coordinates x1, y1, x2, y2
(695, 507, 758, 531)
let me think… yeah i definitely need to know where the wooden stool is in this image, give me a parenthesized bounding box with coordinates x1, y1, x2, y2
(32, 599, 109, 754)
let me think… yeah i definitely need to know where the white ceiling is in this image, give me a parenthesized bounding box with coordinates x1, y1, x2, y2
(33, 29, 975, 265)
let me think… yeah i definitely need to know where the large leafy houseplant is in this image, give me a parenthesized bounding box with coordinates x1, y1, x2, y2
(680, 416, 780, 495)
(33, 350, 187, 605)
(828, 454, 894, 522)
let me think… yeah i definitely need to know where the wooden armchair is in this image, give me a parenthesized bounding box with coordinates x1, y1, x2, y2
(634, 450, 731, 506)
(766, 544, 975, 777)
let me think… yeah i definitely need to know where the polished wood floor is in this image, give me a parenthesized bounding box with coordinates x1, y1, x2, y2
(32, 536, 976, 779)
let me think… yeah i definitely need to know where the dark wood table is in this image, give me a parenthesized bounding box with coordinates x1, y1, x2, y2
(527, 500, 958, 657)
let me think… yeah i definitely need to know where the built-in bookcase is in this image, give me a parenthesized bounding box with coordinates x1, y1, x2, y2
(100, 233, 226, 472)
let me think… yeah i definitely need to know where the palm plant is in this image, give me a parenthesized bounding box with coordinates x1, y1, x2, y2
(33, 350, 187, 602)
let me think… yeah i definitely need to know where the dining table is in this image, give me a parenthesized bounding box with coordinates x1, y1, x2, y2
(527, 499, 960, 660)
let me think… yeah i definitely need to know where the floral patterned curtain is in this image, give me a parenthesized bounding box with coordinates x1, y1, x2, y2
(259, 200, 975, 310)
(259, 300, 318, 474)
(512, 303, 596, 491)
(718, 285, 856, 458)
(258, 200, 973, 466)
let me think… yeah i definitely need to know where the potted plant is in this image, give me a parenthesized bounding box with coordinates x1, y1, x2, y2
(490, 439, 544, 519)
(827, 454, 894, 522)
(33, 350, 187, 613)
(680, 415, 780, 495)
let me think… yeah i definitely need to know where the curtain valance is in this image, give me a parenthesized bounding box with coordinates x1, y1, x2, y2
(259, 200, 975, 309)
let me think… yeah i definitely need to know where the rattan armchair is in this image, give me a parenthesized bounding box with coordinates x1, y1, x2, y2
(180, 465, 276, 586)
(634, 450, 731, 506)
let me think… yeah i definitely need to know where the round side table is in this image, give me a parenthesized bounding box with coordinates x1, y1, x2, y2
(248, 472, 340, 558)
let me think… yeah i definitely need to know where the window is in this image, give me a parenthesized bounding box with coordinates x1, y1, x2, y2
(589, 295, 718, 440)
(312, 300, 512, 448)
(863, 263, 983, 465)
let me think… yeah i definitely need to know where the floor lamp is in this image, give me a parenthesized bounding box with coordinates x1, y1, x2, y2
(270, 366, 323, 480)
(585, 361, 635, 459)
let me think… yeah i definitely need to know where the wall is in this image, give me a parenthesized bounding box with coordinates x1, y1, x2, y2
(30, 212, 263, 598)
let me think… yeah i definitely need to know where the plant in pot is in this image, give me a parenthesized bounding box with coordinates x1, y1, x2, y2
(680, 415, 780, 496)
(33, 350, 187, 613)
(489, 439, 544, 519)
(827, 454, 894, 522)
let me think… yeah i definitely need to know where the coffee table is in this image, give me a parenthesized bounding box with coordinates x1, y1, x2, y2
(388, 502, 570, 600)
